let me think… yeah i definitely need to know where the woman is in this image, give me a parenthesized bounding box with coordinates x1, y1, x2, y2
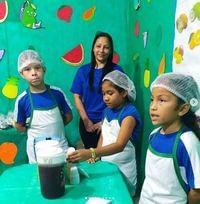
(70, 32, 123, 148)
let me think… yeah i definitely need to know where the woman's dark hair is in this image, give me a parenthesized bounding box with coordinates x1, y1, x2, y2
(89, 31, 115, 88)
(178, 98, 200, 140)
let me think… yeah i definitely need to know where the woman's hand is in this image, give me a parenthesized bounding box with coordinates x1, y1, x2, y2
(93, 122, 102, 134)
(83, 119, 96, 132)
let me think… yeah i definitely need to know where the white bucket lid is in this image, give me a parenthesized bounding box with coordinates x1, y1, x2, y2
(36, 147, 65, 165)
(35, 140, 59, 151)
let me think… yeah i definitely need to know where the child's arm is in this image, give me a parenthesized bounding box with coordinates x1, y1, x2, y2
(63, 111, 73, 126)
(188, 189, 200, 204)
(67, 116, 136, 162)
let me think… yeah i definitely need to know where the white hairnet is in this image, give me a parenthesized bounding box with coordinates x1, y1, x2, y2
(18, 50, 43, 73)
(150, 72, 200, 113)
(102, 70, 136, 101)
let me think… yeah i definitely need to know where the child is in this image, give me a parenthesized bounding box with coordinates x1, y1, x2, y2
(68, 70, 142, 196)
(139, 73, 200, 204)
(14, 50, 73, 163)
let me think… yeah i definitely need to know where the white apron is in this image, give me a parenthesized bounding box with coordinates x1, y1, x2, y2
(101, 112, 137, 196)
(139, 130, 187, 204)
(27, 89, 69, 163)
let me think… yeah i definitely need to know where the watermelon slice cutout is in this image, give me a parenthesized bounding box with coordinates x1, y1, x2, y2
(61, 44, 84, 66)
(0, 0, 8, 23)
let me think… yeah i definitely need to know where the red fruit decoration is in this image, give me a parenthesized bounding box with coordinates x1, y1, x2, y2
(0, 0, 8, 23)
(112, 52, 120, 64)
(61, 44, 84, 66)
(57, 5, 73, 22)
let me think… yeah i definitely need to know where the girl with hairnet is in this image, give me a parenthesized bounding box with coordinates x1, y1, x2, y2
(68, 70, 142, 197)
(139, 72, 200, 204)
(14, 50, 73, 163)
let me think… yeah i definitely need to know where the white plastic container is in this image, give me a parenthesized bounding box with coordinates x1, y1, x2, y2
(69, 166, 80, 185)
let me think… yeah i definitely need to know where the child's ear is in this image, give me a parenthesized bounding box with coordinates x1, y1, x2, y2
(178, 103, 190, 116)
(123, 90, 128, 98)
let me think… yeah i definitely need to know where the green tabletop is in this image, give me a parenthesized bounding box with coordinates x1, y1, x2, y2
(0, 161, 133, 204)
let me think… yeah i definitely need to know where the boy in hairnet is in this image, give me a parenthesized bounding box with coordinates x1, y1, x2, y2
(67, 70, 142, 197)
(14, 50, 73, 163)
(139, 72, 200, 204)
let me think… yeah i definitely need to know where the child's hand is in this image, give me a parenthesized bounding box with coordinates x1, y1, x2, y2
(87, 157, 100, 164)
(67, 149, 91, 162)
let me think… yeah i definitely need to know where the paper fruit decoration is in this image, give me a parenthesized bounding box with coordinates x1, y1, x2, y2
(158, 53, 166, 75)
(112, 52, 120, 64)
(144, 58, 151, 88)
(2, 77, 19, 99)
(82, 6, 96, 21)
(0, 49, 5, 60)
(20, 0, 42, 29)
(57, 5, 73, 22)
(0, 0, 8, 23)
(0, 142, 18, 165)
(61, 44, 84, 66)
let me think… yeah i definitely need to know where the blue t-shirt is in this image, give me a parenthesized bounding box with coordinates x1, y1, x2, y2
(70, 63, 123, 122)
(103, 103, 142, 141)
(14, 85, 72, 125)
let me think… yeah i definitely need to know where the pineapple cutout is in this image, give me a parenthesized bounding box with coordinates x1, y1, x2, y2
(2, 77, 19, 99)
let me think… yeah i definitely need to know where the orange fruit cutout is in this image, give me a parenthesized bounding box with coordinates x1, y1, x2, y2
(82, 6, 96, 21)
(0, 142, 18, 165)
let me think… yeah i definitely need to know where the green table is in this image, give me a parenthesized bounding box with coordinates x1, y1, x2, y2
(0, 161, 133, 204)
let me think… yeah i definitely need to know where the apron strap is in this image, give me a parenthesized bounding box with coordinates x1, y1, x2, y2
(172, 127, 188, 193)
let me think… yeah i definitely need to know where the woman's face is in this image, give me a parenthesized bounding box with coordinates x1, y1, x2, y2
(93, 36, 111, 66)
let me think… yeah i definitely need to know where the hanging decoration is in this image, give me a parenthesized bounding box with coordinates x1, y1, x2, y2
(2, 77, 19, 99)
(112, 51, 120, 64)
(82, 6, 96, 21)
(0, 0, 8, 23)
(19, 0, 42, 29)
(143, 31, 148, 48)
(57, 5, 73, 22)
(173, 46, 184, 64)
(0, 49, 5, 60)
(134, 21, 140, 36)
(61, 44, 84, 66)
(158, 53, 166, 75)
(0, 142, 18, 165)
(144, 58, 151, 88)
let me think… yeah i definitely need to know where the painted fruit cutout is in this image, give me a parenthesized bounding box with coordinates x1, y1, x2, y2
(134, 21, 140, 36)
(61, 44, 84, 66)
(0, 142, 18, 165)
(0, 0, 8, 23)
(158, 53, 166, 75)
(2, 77, 19, 99)
(82, 6, 96, 20)
(57, 5, 73, 22)
(144, 58, 150, 88)
(112, 52, 120, 64)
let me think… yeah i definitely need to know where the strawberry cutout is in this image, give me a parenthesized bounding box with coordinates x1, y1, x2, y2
(112, 52, 120, 64)
(57, 5, 73, 22)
